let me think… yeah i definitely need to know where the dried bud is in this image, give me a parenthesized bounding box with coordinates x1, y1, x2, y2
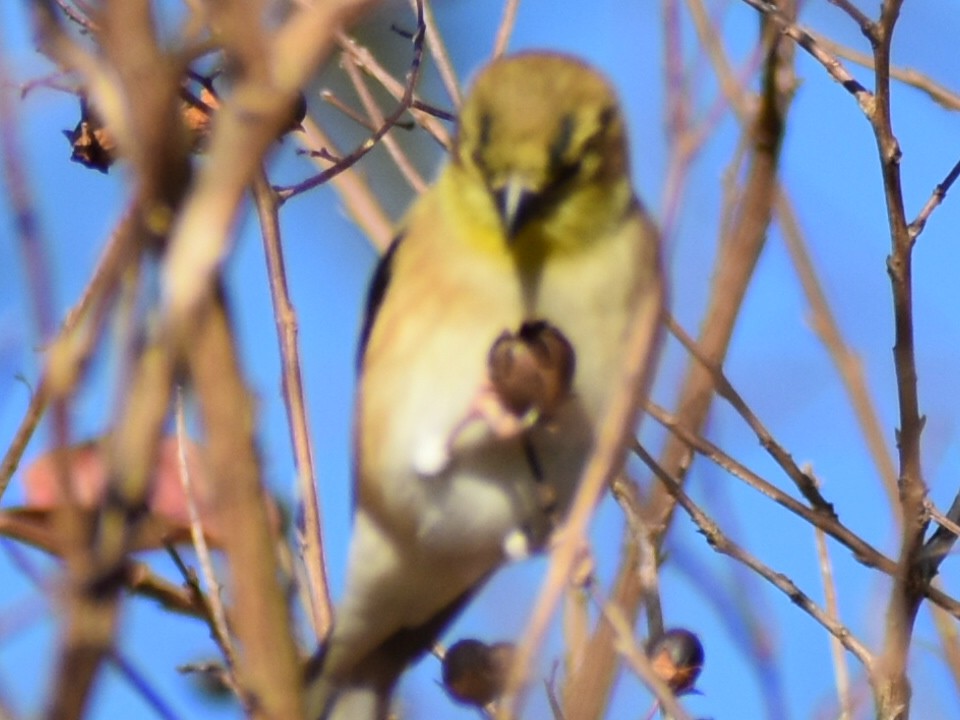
(181, 86, 220, 150)
(63, 97, 116, 172)
(66, 78, 306, 171)
(441, 639, 515, 707)
(286, 91, 308, 133)
(488, 320, 575, 420)
(647, 628, 704, 694)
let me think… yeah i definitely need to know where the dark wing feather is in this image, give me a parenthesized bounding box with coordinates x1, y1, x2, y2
(356, 234, 403, 369)
(303, 578, 485, 720)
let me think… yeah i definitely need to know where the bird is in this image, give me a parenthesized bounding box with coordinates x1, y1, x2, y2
(306, 51, 663, 719)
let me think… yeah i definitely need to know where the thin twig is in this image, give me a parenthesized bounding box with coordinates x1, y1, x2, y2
(811, 31, 960, 112)
(635, 442, 875, 669)
(1, 32, 55, 371)
(611, 476, 663, 640)
(296, 115, 394, 251)
(921, 482, 960, 578)
(926, 502, 960, 549)
(562, 478, 643, 719)
(666, 315, 835, 514)
(659, 0, 771, 243)
(640, 407, 960, 619)
(183, 295, 304, 719)
(174, 389, 235, 667)
(410, 98, 456, 121)
(251, 171, 334, 639)
(491, 0, 520, 59)
(164, 547, 246, 704)
(412, 0, 461, 107)
(587, 587, 692, 720)
(0, 199, 137, 500)
(335, 31, 452, 148)
(664, 0, 688, 147)
(108, 652, 184, 720)
(320, 88, 413, 132)
(275, 3, 427, 203)
(737, 0, 875, 117)
(929, 595, 960, 700)
(544, 664, 566, 720)
(17, 70, 77, 98)
(775, 191, 901, 513)
(865, 2, 928, 716)
(53, 0, 97, 32)
(908, 156, 960, 240)
(498, 260, 665, 718)
(341, 52, 428, 193)
(825, 0, 878, 43)
(123, 560, 207, 617)
(814, 511, 852, 719)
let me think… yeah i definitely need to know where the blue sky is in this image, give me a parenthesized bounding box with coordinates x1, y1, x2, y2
(2, 1, 960, 718)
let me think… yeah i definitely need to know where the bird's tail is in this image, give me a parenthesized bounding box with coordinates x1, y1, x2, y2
(304, 652, 396, 720)
(305, 587, 479, 720)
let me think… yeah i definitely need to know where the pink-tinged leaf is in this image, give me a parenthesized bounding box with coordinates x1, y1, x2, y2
(3, 436, 282, 553)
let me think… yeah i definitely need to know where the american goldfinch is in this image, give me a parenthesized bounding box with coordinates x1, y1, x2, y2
(308, 51, 663, 719)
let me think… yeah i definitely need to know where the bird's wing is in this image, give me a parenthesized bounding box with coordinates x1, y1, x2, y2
(356, 234, 403, 369)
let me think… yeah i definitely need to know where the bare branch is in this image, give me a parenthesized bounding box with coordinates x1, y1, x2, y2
(161, 0, 374, 328)
(174, 389, 236, 668)
(296, 115, 394, 251)
(814, 517, 853, 718)
(341, 52, 428, 193)
(0, 202, 135, 498)
(413, 0, 462, 107)
(737, 0, 875, 116)
(826, 0, 878, 44)
(252, 172, 334, 640)
(274, 5, 427, 203)
(666, 315, 835, 514)
(811, 31, 960, 112)
(491, 0, 520, 59)
(635, 443, 875, 669)
(641, 405, 960, 619)
(776, 191, 901, 512)
(184, 295, 303, 719)
(335, 31, 452, 148)
(908, 155, 960, 240)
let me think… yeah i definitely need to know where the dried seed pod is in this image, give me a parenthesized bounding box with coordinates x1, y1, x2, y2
(646, 628, 704, 694)
(488, 320, 575, 420)
(65, 79, 305, 170)
(63, 97, 116, 172)
(441, 638, 515, 707)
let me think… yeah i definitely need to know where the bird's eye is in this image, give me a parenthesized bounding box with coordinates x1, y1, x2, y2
(477, 113, 493, 151)
(554, 158, 583, 188)
(597, 106, 615, 130)
(581, 108, 616, 159)
(548, 114, 576, 172)
(466, 112, 493, 172)
(580, 106, 615, 155)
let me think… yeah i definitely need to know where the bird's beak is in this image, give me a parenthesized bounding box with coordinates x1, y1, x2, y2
(494, 176, 538, 241)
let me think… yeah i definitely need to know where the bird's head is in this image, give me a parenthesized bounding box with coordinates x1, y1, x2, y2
(453, 52, 632, 249)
